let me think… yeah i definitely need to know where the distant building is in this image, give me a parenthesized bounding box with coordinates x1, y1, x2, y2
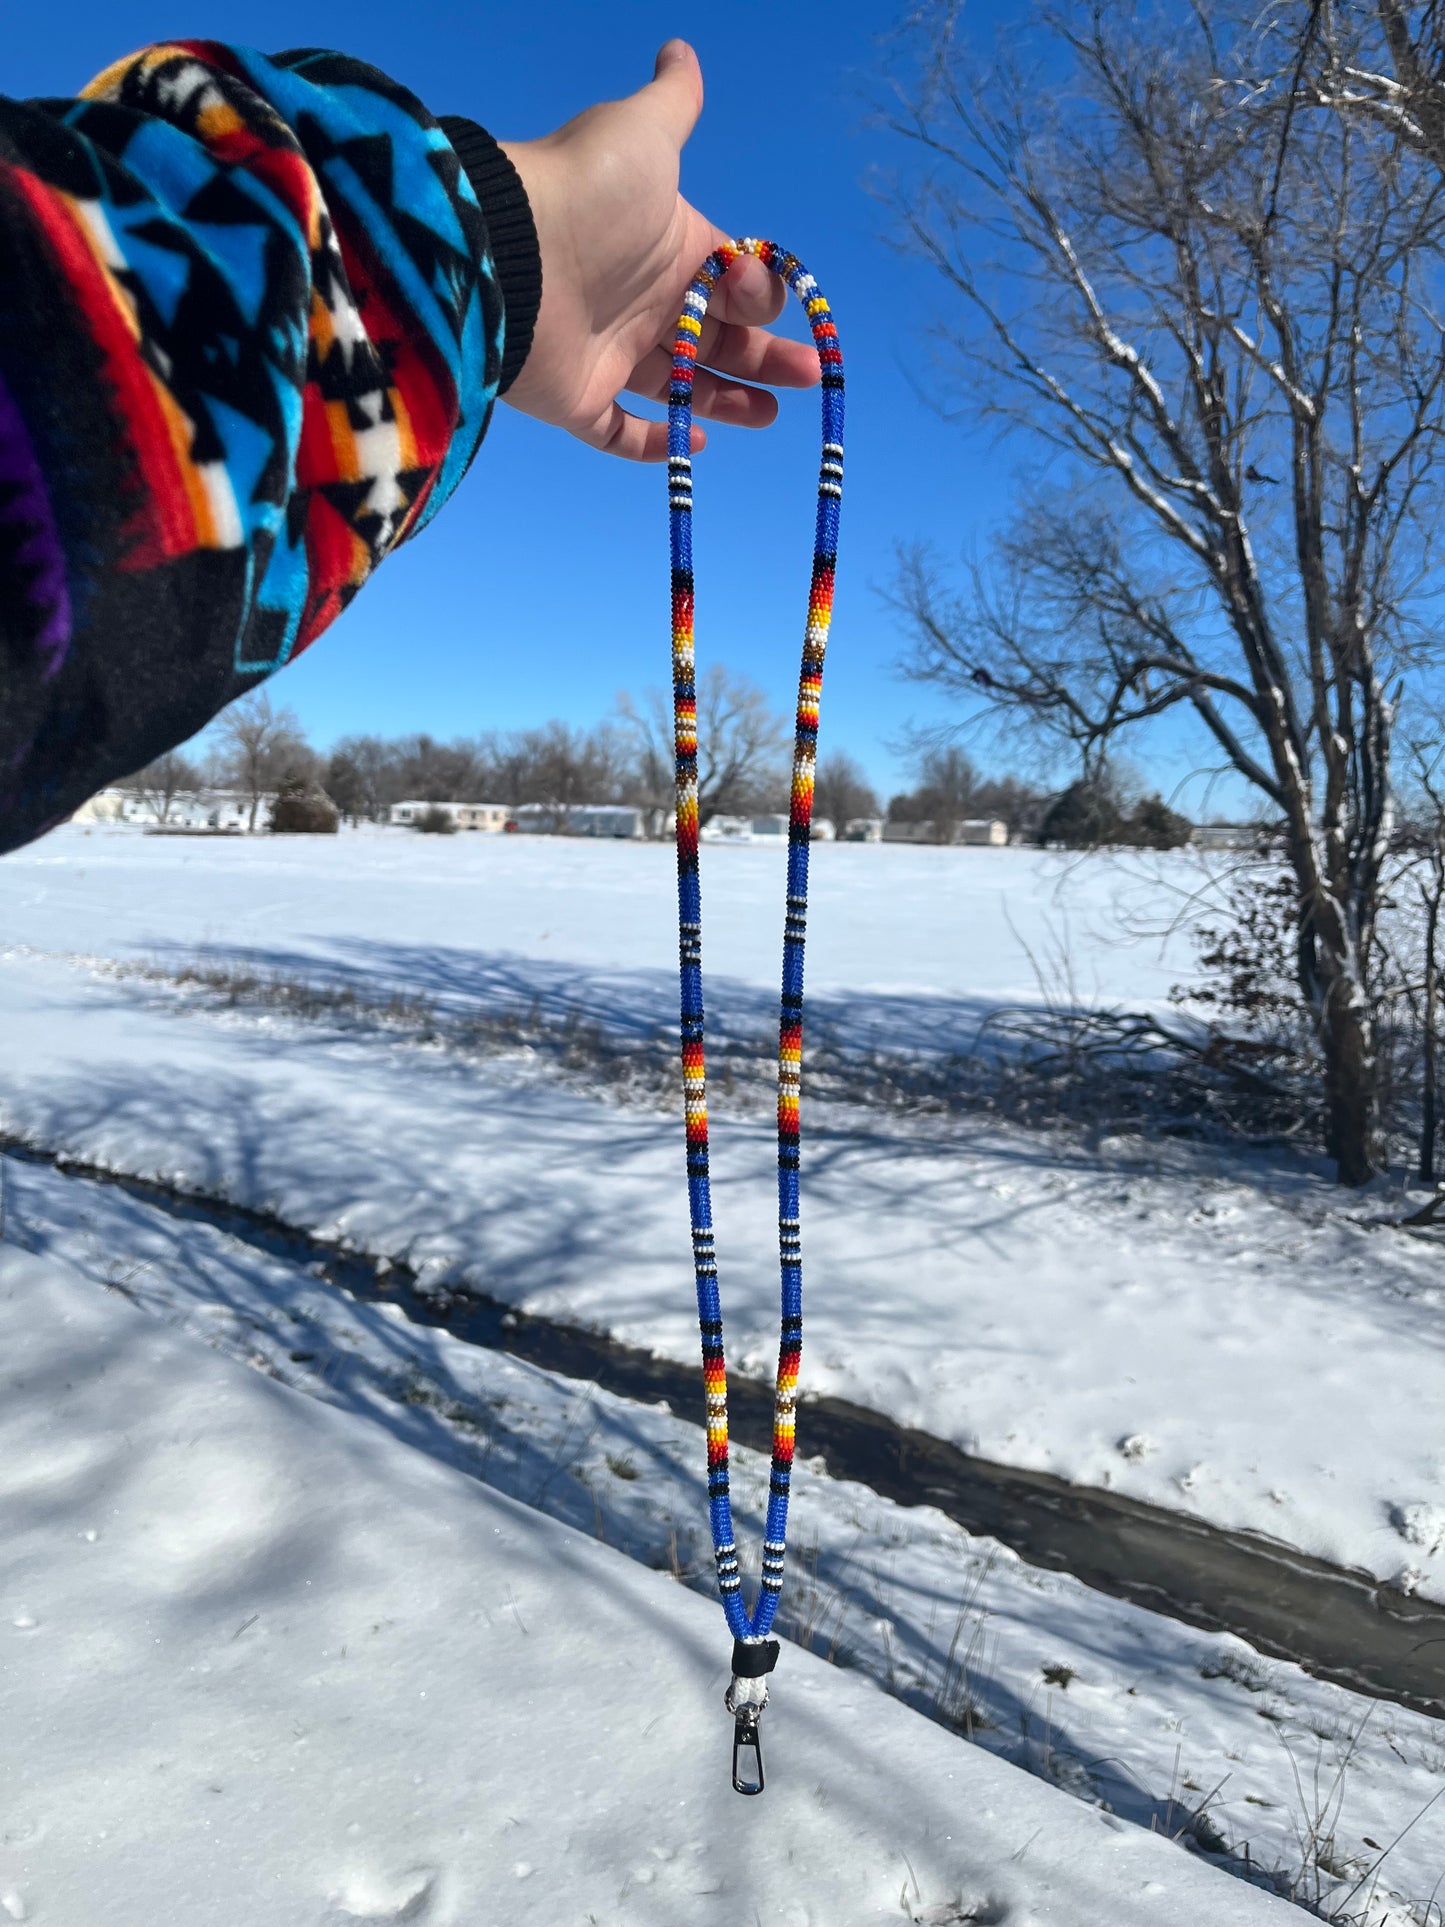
(390, 801, 510, 831)
(509, 803, 647, 839)
(844, 817, 884, 842)
(883, 818, 1008, 846)
(70, 788, 131, 823)
(701, 815, 755, 843)
(454, 803, 510, 832)
(699, 814, 806, 843)
(74, 787, 266, 830)
(191, 789, 261, 831)
(1190, 823, 1272, 851)
(810, 817, 836, 842)
(958, 818, 1008, 846)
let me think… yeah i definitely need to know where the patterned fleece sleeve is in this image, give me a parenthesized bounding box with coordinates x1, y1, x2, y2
(0, 43, 536, 854)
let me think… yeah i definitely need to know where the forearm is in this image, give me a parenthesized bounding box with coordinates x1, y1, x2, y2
(0, 42, 536, 853)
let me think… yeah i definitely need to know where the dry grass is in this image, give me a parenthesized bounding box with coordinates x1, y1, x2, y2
(106, 952, 1312, 1145)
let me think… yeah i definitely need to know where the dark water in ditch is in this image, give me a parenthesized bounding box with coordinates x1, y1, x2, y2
(4, 1134, 1442, 1721)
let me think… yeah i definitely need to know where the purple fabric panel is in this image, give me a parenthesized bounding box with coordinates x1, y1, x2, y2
(0, 364, 71, 678)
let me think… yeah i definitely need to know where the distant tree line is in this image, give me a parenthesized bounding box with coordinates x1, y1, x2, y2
(883, 748, 1191, 850)
(324, 665, 808, 824)
(120, 691, 319, 832)
(122, 682, 1195, 850)
(119, 670, 888, 832)
(1038, 776, 1192, 852)
(887, 746, 1046, 842)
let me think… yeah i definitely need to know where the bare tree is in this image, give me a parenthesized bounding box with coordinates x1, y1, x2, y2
(213, 688, 314, 832)
(498, 720, 629, 823)
(618, 664, 789, 823)
(890, 744, 985, 843)
(615, 691, 676, 824)
(1391, 723, 1445, 1182)
(322, 724, 634, 825)
(386, 733, 486, 804)
(813, 750, 881, 831)
(325, 736, 394, 822)
(889, 0, 1445, 1182)
(888, 744, 1046, 839)
(122, 748, 200, 824)
(1311, 1, 1445, 168)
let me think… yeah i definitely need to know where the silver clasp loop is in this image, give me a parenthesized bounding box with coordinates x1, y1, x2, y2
(724, 1638, 779, 1796)
(726, 1685, 767, 1795)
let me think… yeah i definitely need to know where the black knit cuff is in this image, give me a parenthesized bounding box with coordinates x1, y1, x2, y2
(438, 116, 541, 396)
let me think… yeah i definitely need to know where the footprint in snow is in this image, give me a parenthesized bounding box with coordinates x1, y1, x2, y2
(321, 1866, 436, 1924)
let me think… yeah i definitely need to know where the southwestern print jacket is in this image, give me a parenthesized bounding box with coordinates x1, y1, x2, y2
(0, 42, 540, 854)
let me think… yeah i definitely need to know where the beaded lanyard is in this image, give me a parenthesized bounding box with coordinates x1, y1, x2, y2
(669, 239, 843, 1796)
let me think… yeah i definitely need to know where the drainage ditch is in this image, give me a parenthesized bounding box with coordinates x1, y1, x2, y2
(4, 1133, 1442, 1721)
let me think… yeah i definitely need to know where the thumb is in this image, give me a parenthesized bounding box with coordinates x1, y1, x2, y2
(637, 38, 703, 151)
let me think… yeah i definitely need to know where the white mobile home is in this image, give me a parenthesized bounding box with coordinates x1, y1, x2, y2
(390, 801, 510, 831)
(455, 803, 510, 831)
(883, 818, 1009, 846)
(699, 815, 752, 843)
(509, 804, 647, 839)
(75, 787, 266, 830)
(1190, 823, 1268, 851)
(957, 819, 1008, 846)
(698, 814, 833, 844)
(70, 788, 131, 824)
(700, 814, 791, 844)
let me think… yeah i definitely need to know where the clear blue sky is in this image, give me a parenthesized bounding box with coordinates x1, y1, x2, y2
(11, 0, 1031, 802)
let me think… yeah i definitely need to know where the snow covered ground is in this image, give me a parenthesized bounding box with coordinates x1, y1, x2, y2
(0, 821, 1201, 1049)
(0, 828, 1442, 1607)
(6, 1149, 1445, 1920)
(2, 825, 1443, 1918)
(1, 1241, 1301, 1927)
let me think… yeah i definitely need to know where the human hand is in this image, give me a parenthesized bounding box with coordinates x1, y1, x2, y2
(499, 40, 820, 461)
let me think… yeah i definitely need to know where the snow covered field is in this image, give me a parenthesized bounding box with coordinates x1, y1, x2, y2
(2, 825, 1443, 1919)
(0, 821, 1201, 1048)
(0, 828, 1441, 1602)
(4, 1244, 1303, 1927)
(7, 1153, 1443, 1922)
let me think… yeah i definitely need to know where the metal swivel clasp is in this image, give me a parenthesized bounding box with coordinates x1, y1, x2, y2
(725, 1636, 780, 1797)
(728, 1694, 766, 1795)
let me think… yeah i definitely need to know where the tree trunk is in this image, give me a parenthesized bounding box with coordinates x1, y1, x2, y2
(1285, 823, 1382, 1186)
(1421, 883, 1440, 1186)
(1320, 990, 1378, 1186)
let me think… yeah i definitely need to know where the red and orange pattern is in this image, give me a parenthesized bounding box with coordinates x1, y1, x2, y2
(1, 42, 498, 850)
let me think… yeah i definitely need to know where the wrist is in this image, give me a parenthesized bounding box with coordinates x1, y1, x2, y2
(437, 117, 542, 396)
(493, 137, 564, 414)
